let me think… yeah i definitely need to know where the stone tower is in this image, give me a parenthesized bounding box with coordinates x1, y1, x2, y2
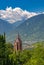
(14, 34, 22, 51)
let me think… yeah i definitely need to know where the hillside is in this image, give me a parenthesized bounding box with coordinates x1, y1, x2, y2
(0, 14, 44, 44)
(0, 19, 12, 34)
(6, 14, 44, 43)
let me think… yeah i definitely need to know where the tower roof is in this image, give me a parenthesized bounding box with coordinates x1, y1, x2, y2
(15, 33, 22, 43)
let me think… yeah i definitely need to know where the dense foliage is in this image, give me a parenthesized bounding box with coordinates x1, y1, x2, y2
(0, 34, 44, 65)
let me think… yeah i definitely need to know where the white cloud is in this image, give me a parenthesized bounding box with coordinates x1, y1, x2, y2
(0, 7, 42, 23)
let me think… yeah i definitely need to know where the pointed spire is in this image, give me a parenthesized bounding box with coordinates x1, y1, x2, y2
(14, 33, 22, 51)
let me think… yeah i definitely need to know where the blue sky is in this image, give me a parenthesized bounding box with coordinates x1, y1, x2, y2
(0, 0, 44, 12)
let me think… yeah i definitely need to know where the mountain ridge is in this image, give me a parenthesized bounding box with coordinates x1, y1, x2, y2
(0, 14, 44, 44)
(6, 14, 44, 43)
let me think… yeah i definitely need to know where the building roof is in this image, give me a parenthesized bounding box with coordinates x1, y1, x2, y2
(15, 33, 22, 43)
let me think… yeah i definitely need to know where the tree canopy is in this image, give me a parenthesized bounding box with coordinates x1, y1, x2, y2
(0, 34, 44, 65)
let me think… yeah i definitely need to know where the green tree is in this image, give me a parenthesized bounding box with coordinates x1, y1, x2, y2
(0, 33, 6, 65)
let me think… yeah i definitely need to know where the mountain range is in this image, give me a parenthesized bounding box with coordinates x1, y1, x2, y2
(0, 14, 44, 44)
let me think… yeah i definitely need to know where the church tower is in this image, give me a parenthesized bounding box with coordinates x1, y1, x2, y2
(14, 34, 22, 51)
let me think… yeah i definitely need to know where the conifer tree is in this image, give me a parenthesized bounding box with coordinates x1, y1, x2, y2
(0, 33, 6, 65)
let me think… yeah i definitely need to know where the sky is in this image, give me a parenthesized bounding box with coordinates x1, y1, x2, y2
(0, 0, 44, 12)
(0, 0, 44, 23)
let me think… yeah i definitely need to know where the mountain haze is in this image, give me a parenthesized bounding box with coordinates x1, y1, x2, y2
(0, 19, 12, 34)
(6, 14, 44, 43)
(0, 14, 44, 44)
(0, 19, 23, 34)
